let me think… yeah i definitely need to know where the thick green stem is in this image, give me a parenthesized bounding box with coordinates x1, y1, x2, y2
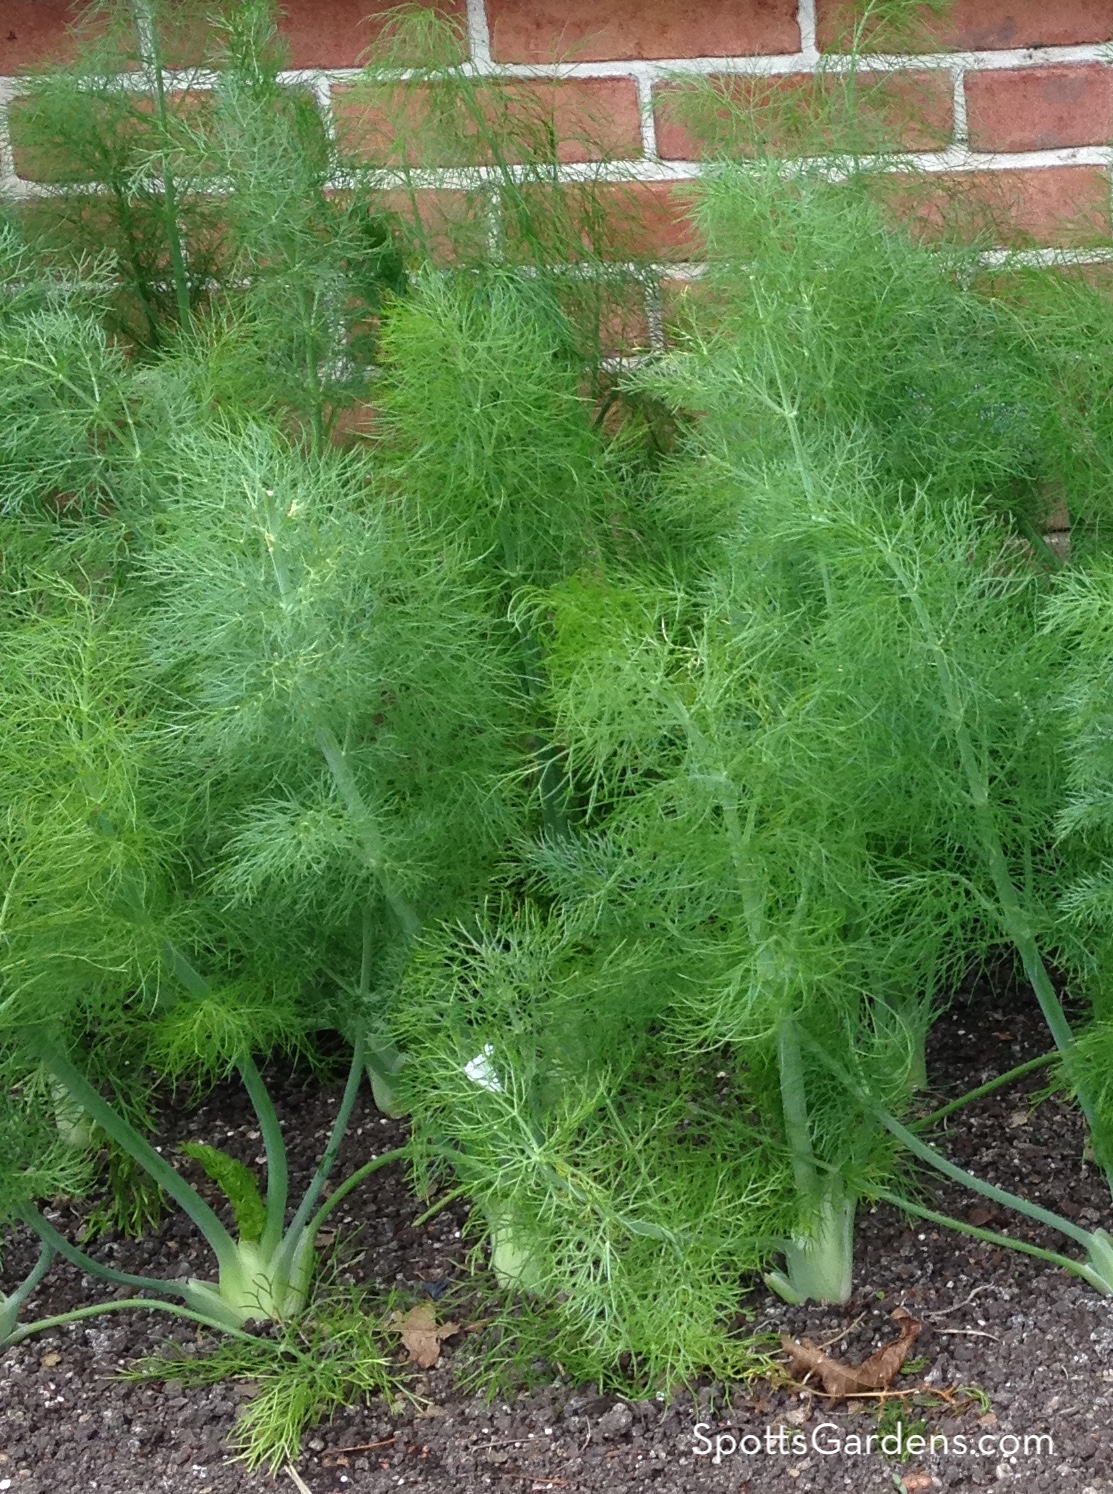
(719, 793, 772, 970)
(711, 762, 830, 1222)
(0, 1242, 55, 1341)
(511, 615, 571, 841)
(272, 1033, 367, 1282)
(500, 511, 571, 841)
(365, 1043, 406, 1119)
(315, 726, 421, 940)
(1016, 515, 1066, 572)
(718, 785, 821, 1201)
(872, 1187, 1095, 1279)
(717, 764, 849, 1301)
(27, 1036, 241, 1278)
(765, 1178, 855, 1305)
(238, 1055, 288, 1257)
(160, 939, 210, 1000)
(111, 183, 164, 347)
(299, 285, 328, 456)
(301, 1145, 409, 1243)
(354, 909, 406, 1118)
(885, 553, 1104, 1159)
(360, 909, 374, 1003)
(132, 1, 192, 330)
(5, 1297, 261, 1347)
(777, 1015, 820, 1201)
(911, 1052, 1058, 1133)
(8, 1241, 55, 1313)
(18, 1205, 181, 1297)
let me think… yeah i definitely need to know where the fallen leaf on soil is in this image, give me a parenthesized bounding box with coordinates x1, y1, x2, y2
(967, 1204, 998, 1228)
(389, 1303, 460, 1367)
(781, 1307, 923, 1399)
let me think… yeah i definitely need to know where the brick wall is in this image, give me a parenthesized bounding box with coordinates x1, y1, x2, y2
(2, 0, 1112, 271)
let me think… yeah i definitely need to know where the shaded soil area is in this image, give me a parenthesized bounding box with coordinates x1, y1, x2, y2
(2, 970, 1112, 1494)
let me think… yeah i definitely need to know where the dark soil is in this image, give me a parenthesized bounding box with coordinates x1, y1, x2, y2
(3, 968, 1112, 1494)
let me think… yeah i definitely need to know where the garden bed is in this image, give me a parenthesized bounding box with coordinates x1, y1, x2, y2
(3, 972, 1111, 1494)
(6, 8, 1113, 1489)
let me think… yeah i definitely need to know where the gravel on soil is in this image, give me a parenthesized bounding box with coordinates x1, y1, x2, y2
(2, 968, 1112, 1494)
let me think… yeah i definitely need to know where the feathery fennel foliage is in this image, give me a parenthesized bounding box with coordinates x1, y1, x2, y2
(0, 310, 523, 1335)
(0, 0, 658, 1352)
(132, 408, 521, 952)
(8, 9, 1113, 1380)
(618, 166, 1113, 1285)
(396, 905, 792, 1384)
(349, 5, 656, 380)
(129, 1283, 402, 1472)
(396, 162, 1113, 1334)
(668, 166, 1077, 530)
(12, 0, 224, 345)
(1042, 571, 1113, 1176)
(0, 227, 138, 524)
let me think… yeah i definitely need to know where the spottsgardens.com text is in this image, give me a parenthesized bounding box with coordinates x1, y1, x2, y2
(693, 1423, 1054, 1464)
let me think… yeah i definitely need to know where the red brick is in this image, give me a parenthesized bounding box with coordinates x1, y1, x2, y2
(328, 401, 381, 445)
(334, 77, 642, 167)
(0, 1, 86, 72)
(487, 0, 799, 64)
(8, 87, 214, 183)
(600, 180, 702, 260)
(890, 165, 1111, 247)
(568, 285, 654, 362)
(2, 4, 232, 75)
(948, 0, 1113, 47)
(381, 186, 491, 262)
(655, 70, 952, 159)
(501, 180, 701, 264)
(967, 66, 1113, 152)
(818, 0, 1112, 52)
(278, 0, 467, 70)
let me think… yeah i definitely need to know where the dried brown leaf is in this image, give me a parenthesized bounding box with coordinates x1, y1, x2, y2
(781, 1307, 923, 1399)
(389, 1302, 460, 1368)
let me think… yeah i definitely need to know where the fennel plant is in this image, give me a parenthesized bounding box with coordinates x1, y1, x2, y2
(0, 326, 524, 1337)
(637, 163, 1113, 1287)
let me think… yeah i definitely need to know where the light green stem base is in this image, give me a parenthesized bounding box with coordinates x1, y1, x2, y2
(486, 1202, 545, 1293)
(765, 1182, 856, 1306)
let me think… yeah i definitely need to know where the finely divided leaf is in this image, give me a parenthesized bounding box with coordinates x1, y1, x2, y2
(180, 1142, 266, 1243)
